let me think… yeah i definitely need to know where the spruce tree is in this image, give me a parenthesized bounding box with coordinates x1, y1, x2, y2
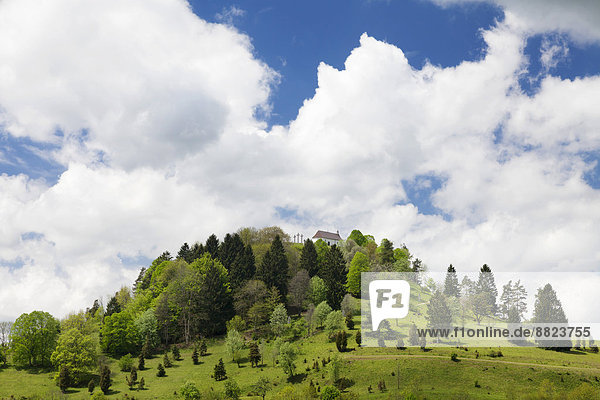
(228, 243, 255, 289)
(172, 346, 181, 361)
(476, 264, 498, 315)
(192, 347, 199, 365)
(443, 264, 460, 297)
(177, 242, 193, 263)
(219, 233, 245, 270)
(205, 234, 220, 259)
(163, 352, 172, 368)
(256, 235, 289, 297)
(408, 324, 419, 346)
(379, 239, 395, 265)
(99, 365, 111, 394)
(532, 283, 569, 348)
(200, 339, 207, 356)
(156, 363, 165, 377)
(191, 242, 205, 262)
(58, 365, 70, 393)
(426, 290, 453, 342)
(214, 358, 227, 381)
(198, 255, 234, 335)
(322, 245, 347, 310)
(138, 353, 145, 370)
(355, 329, 362, 346)
(249, 341, 261, 367)
(300, 239, 319, 277)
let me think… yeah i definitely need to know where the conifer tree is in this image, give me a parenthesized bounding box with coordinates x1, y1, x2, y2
(228, 243, 256, 289)
(532, 283, 569, 348)
(99, 365, 111, 394)
(192, 347, 199, 365)
(378, 239, 395, 265)
(475, 264, 498, 315)
(156, 363, 165, 377)
(322, 245, 347, 309)
(205, 234, 220, 259)
(300, 239, 319, 277)
(191, 241, 205, 261)
(444, 264, 460, 297)
(256, 235, 289, 297)
(177, 242, 193, 263)
(249, 341, 261, 367)
(138, 353, 145, 370)
(214, 358, 227, 381)
(200, 339, 207, 356)
(58, 365, 71, 393)
(426, 290, 453, 341)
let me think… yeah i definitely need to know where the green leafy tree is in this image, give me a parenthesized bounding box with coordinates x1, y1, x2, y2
(11, 310, 60, 367)
(253, 377, 271, 400)
(256, 235, 289, 297)
(219, 233, 245, 270)
(105, 296, 121, 317)
(100, 312, 138, 356)
(314, 301, 333, 328)
(468, 292, 492, 324)
(180, 381, 201, 400)
(314, 239, 329, 275)
(118, 353, 134, 371)
(278, 341, 297, 377)
(321, 385, 341, 400)
(234, 279, 268, 319)
(214, 358, 227, 381)
(444, 264, 460, 297)
(347, 230, 367, 247)
(270, 303, 289, 336)
(300, 239, 319, 277)
(226, 329, 244, 366)
(134, 309, 159, 350)
(51, 328, 97, 384)
(308, 276, 328, 305)
(224, 379, 241, 399)
(99, 365, 111, 394)
(321, 245, 347, 309)
(226, 315, 246, 333)
(325, 310, 344, 335)
(346, 252, 369, 296)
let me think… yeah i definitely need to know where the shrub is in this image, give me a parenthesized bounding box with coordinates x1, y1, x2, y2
(180, 381, 201, 400)
(192, 348, 199, 365)
(450, 353, 458, 362)
(157, 363, 166, 377)
(200, 339, 208, 356)
(91, 391, 107, 400)
(214, 358, 227, 381)
(345, 315, 354, 330)
(224, 379, 241, 399)
(321, 385, 341, 400)
(118, 354, 134, 372)
(172, 346, 181, 361)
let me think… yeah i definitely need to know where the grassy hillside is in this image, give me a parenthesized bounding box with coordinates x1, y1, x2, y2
(1, 316, 599, 399)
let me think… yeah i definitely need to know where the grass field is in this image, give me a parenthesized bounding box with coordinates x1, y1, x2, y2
(1, 317, 599, 399)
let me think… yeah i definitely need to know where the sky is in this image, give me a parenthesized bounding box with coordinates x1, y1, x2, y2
(1, 0, 600, 320)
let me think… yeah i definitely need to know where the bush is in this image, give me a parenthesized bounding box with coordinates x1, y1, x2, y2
(321, 385, 341, 400)
(118, 354, 134, 372)
(192, 348, 199, 365)
(450, 353, 458, 362)
(91, 391, 107, 400)
(180, 381, 201, 400)
(345, 315, 354, 330)
(224, 379, 241, 399)
(214, 358, 227, 381)
(156, 363, 166, 377)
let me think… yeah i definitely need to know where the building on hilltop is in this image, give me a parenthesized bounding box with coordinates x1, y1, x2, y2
(312, 230, 343, 246)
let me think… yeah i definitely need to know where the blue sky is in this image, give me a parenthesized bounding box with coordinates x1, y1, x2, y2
(1, 0, 600, 319)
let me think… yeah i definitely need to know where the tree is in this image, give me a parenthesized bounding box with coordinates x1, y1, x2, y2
(253, 377, 271, 400)
(408, 324, 419, 346)
(288, 269, 310, 315)
(177, 242, 193, 263)
(499, 280, 528, 321)
(229, 243, 256, 289)
(180, 381, 201, 400)
(335, 331, 348, 352)
(51, 328, 97, 384)
(426, 290, 453, 344)
(346, 252, 369, 296)
(156, 363, 165, 377)
(99, 365, 111, 394)
(0, 321, 13, 346)
(475, 264, 498, 315)
(249, 341, 261, 367)
(314, 239, 330, 275)
(300, 239, 319, 277)
(225, 379, 242, 400)
(278, 341, 297, 378)
(214, 358, 227, 381)
(307, 276, 328, 305)
(205, 234, 220, 259)
(134, 309, 159, 350)
(11, 310, 60, 367)
(325, 310, 344, 335)
(378, 239, 395, 265)
(270, 303, 289, 336)
(226, 329, 244, 366)
(443, 264, 460, 297)
(58, 365, 71, 393)
(219, 233, 245, 270)
(163, 352, 172, 368)
(321, 245, 347, 309)
(100, 312, 138, 356)
(532, 283, 569, 348)
(468, 292, 492, 325)
(314, 301, 333, 328)
(199, 339, 207, 356)
(190, 242, 205, 262)
(355, 329, 361, 346)
(172, 345, 181, 360)
(192, 347, 199, 365)
(234, 280, 268, 319)
(138, 352, 145, 370)
(256, 235, 289, 297)
(347, 229, 367, 247)
(105, 296, 121, 317)
(345, 315, 354, 330)
(321, 385, 341, 400)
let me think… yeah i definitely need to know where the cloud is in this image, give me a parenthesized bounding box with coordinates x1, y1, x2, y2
(428, 0, 600, 44)
(1, 1, 600, 320)
(215, 5, 246, 25)
(0, 0, 276, 170)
